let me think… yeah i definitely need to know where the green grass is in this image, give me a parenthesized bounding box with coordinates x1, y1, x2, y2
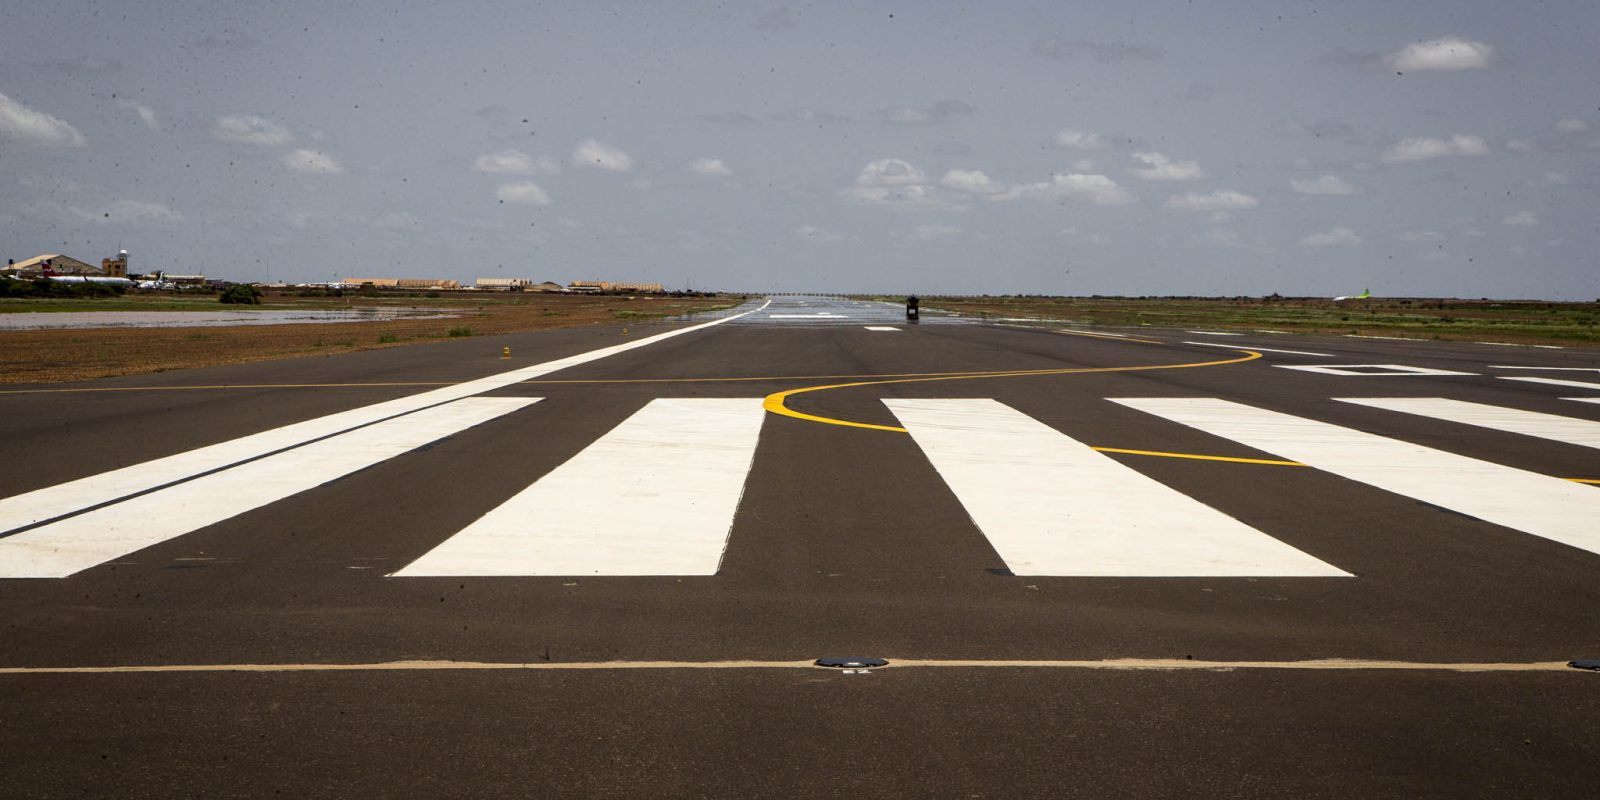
(0, 297, 226, 313)
(446, 326, 474, 337)
(881, 295, 1600, 347)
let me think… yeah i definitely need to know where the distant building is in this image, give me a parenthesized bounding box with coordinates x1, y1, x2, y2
(3, 254, 101, 278)
(476, 277, 532, 291)
(568, 280, 665, 294)
(101, 250, 129, 278)
(532, 281, 567, 292)
(341, 277, 459, 290)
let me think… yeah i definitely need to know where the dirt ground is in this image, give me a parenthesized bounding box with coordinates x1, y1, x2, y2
(0, 292, 738, 385)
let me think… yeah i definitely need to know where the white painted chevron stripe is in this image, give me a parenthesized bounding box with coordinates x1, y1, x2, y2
(885, 398, 1348, 577)
(1338, 397, 1600, 450)
(0, 397, 538, 579)
(0, 300, 768, 536)
(394, 398, 765, 577)
(1113, 397, 1600, 557)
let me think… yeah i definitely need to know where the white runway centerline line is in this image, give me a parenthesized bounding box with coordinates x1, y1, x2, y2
(1276, 364, 1477, 377)
(1337, 397, 1600, 451)
(394, 398, 765, 577)
(0, 398, 538, 579)
(1182, 341, 1333, 357)
(1113, 398, 1600, 557)
(0, 300, 769, 536)
(864, 326, 900, 332)
(1501, 376, 1600, 391)
(885, 399, 1348, 577)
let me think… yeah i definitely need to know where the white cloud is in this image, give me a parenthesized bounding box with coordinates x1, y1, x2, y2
(116, 98, 160, 130)
(17, 175, 82, 193)
(908, 224, 962, 241)
(877, 101, 973, 126)
(214, 114, 294, 147)
(1502, 210, 1539, 226)
(496, 181, 552, 205)
(940, 169, 1006, 196)
(573, 139, 633, 171)
(999, 173, 1135, 206)
(839, 158, 954, 207)
(1164, 189, 1259, 212)
(473, 149, 559, 175)
(1053, 129, 1105, 150)
(1400, 230, 1445, 243)
(1291, 174, 1358, 195)
(41, 199, 183, 224)
(1298, 226, 1361, 248)
(1384, 36, 1495, 71)
(858, 158, 926, 186)
(687, 157, 733, 177)
(1381, 134, 1490, 163)
(281, 149, 344, 174)
(0, 92, 86, 146)
(101, 200, 184, 224)
(1129, 152, 1204, 181)
(1555, 118, 1589, 133)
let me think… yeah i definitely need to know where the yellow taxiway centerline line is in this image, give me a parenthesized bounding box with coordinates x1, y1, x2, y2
(761, 350, 1265, 433)
(7, 353, 1594, 482)
(1090, 448, 1306, 467)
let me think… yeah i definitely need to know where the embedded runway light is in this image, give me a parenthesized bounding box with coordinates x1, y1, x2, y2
(815, 656, 888, 669)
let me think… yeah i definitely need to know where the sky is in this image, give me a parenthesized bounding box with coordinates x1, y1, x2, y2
(1, 0, 1596, 298)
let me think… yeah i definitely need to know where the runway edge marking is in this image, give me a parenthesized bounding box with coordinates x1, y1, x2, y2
(0, 658, 1581, 675)
(0, 299, 771, 537)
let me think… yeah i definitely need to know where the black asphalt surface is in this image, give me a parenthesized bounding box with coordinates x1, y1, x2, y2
(3, 296, 1598, 797)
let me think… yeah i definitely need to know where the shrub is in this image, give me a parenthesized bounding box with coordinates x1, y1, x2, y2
(219, 284, 262, 305)
(446, 326, 473, 337)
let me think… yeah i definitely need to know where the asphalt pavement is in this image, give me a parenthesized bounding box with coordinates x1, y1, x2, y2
(2, 295, 1598, 798)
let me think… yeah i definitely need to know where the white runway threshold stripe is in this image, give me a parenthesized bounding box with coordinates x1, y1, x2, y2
(1112, 398, 1600, 557)
(1501, 376, 1600, 391)
(0, 398, 538, 579)
(1337, 397, 1600, 451)
(0, 300, 768, 536)
(884, 399, 1349, 577)
(394, 398, 765, 577)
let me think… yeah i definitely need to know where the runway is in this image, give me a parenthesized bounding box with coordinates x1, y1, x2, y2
(3, 295, 1598, 797)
